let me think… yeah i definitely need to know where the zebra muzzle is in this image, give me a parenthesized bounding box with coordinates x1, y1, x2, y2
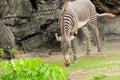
(64, 55, 71, 66)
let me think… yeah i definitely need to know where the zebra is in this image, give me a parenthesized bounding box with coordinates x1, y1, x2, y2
(55, 0, 115, 66)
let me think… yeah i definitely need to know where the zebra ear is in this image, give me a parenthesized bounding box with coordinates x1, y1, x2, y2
(55, 33, 62, 41)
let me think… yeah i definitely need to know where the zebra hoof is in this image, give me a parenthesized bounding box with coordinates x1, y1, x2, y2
(98, 49, 102, 54)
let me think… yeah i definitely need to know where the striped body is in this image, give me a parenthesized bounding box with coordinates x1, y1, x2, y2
(56, 0, 115, 66)
(60, 0, 97, 39)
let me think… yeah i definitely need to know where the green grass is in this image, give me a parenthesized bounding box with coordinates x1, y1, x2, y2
(1, 51, 120, 80)
(93, 73, 106, 80)
(46, 51, 120, 80)
(103, 75, 120, 80)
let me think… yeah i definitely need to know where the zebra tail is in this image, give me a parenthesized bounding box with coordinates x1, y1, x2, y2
(97, 13, 116, 17)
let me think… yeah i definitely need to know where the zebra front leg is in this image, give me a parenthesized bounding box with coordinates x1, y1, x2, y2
(81, 26, 91, 54)
(71, 37, 78, 63)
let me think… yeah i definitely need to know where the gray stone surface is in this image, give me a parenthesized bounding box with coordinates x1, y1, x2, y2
(91, 0, 120, 14)
(0, 19, 15, 58)
(0, 20, 15, 48)
(0, 0, 120, 53)
(98, 15, 120, 41)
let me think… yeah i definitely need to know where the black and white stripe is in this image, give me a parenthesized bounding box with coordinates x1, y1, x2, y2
(60, 9, 75, 37)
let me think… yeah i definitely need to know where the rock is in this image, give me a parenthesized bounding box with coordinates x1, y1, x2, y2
(0, 0, 120, 53)
(0, 20, 15, 48)
(0, 19, 15, 59)
(91, 0, 120, 14)
(98, 15, 120, 41)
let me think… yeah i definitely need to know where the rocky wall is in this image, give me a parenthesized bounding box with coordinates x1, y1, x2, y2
(0, 0, 120, 53)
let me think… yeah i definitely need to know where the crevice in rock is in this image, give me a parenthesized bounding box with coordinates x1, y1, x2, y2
(40, 19, 58, 30)
(18, 32, 41, 42)
(106, 4, 114, 9)
(29, 0, 38, 10)
(96, 8, 104, 14)
(16, 31, 42, 50)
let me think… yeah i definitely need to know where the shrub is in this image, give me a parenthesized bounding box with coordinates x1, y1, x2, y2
(0, 46, 18, 59)
(0, 58, 66, 80)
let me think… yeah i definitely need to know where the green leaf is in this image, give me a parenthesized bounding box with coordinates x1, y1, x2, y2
(43, 67, 51, 80)
(52, 70, 57, 80)
(0, 58, 66, 80)
(10, 60, 16, 71)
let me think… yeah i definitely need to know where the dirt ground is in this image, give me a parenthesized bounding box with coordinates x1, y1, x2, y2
(67, 41, 120, 80)
(15, 40, 120, 80)
(42, 40, 120, 62)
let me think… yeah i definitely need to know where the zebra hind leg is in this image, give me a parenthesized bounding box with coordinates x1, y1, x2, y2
(89, 22, 101, 54)
(71, 38, 78, 63)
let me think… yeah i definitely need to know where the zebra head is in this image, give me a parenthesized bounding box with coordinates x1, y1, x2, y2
(55, 33, 76, 66)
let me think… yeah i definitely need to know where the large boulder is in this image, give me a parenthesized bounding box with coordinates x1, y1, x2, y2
(98, 15, 120, 41)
